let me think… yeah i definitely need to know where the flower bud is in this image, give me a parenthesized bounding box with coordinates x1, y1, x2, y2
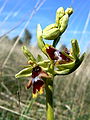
(65, 7, 73, 16)
(59, 14, 69, 33)
(56, 7, 65, 25)
(43, 24, 60, 40)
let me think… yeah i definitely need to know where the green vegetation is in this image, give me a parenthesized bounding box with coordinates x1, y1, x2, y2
(0, 37, 90, 120)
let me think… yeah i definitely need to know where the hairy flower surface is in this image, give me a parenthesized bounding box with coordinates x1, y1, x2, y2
(26, 66, 49, 98)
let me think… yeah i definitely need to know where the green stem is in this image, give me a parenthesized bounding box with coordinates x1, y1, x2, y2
(45, 77, 54, 120)
(45, 54, 54, 120)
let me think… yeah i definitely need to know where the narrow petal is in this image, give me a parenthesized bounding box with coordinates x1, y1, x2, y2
(39, 71, 51, 78)
(26, 79, 32, 89)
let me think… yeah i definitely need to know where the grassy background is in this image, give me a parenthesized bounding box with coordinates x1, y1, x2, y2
(0, 38, 90, 120)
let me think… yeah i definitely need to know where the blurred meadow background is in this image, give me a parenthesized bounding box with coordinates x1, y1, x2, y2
(0, 0, 90, 120)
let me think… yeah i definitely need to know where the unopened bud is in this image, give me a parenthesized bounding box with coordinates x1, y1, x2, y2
(43, 24, 60, 40)
(59, 14, 69, 33)
(65, 8, 73, 16)
(56, 7, 65, 25)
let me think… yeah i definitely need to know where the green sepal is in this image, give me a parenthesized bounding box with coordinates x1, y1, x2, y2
(38, 60, 50, 71)
(19, 64, 32, 68)
(22, 46, 36, 62)
(71, 39, 80, 59)
(37, 54, 44, 62)
(54, 52, 85, 76)
(54, 69, 70, 76)
(15, 67, 32, 78)
(37, 24, 45, 51)
(56, 60, 75, 70)
(68, 52, 85, 74)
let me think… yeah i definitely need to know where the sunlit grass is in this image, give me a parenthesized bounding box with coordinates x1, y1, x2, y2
(0, 39, 90, 120)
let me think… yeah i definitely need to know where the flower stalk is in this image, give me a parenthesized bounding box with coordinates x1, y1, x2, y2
(45, 63, 54, 120)
(45, 77, 54, 120)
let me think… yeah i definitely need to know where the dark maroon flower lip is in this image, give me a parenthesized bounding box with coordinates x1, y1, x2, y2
(26, 77, 44, 97)
(26, 66, 50, 97)
(26, 75, 44, 97)
(26, 76, 44, 94)
(32, 77, 44, 94)
(46, 46, 72, 63)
